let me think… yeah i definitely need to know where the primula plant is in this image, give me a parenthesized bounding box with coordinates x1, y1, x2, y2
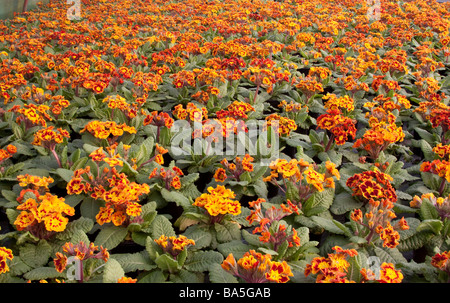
(0, 0, 450, 285)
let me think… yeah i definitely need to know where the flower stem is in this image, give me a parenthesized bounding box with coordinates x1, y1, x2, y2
(156, 126, 161, 143)
(325, 133, 335, 152)
(50, 148, 62, 168)
(438, 177, 446, 197)
(252, 83, 260, 104)
(78, 260, 84, 283)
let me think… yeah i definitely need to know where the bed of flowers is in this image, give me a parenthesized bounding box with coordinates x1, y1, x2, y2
(0, 0, 449, 284)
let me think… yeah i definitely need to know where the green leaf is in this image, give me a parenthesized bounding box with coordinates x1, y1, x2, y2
(332, 219, 353, 237)
(214, 221, 241, 243)
(1, 190, 17, 202)
(23, 267, 65, 281)
(94, 226, 128, 250)
(138, 270, 167, 283)
(309, 216, 350, 236)
(150, 215, 176, 239)
(217, 240, 253, 260)
(160, 188, 191, 209)
(19, 240, 52, 268)
(155, 254, 180, 273)
(79, 197, 101, 221)
(397, 231, 434, 252)
(111, 252, 155, 273)
(56, 217, 94, 241)
(330, 191, 363, 215)
(145, 236, 160, 260)
(209, 263, 238, 283)
(70, 229, 90, 246)
(56, 168, 74, 182)
(103, 258, 125, 283)
(183, 225, 213, 249)
(416, 219, 443, 235)
(374, 246, 407, 264)
(8, 256, 32, 276)
(419, 200, 440, 220)
(184, 251, 224, 273)
(303, 187, 335, 216)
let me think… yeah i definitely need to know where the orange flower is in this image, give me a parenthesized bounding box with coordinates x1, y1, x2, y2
(222, 250, 293, 283)
(378, 263, 403, 283)
(431, 251, 450, 272)
(80, 120, 136, 142)
(118, 277, 137, 283)
(54, 242, 109, 274)
(14, 177, 75, 237)
(193, 185, 241, 222)
(89, 147, 106, 162)
(154, 235, 195, 258)
(53, 252, 67, 273)
(32, 126, 70, 148)
(305, 246, 358, 283)
(213, 167, 227, 182)
(0, 247, 14, 274)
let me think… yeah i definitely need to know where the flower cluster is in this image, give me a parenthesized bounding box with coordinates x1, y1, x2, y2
(264, 113, 297, 136)
(216, 101, 255, 120)
(67, 158, 150, 226)
(80, 120, 136, 143)
(102, 94, 138, 120)
(32, 126, 70, 149)
(317, 108, 357, 147)
(246, 198, 301, 251)
(420, 143, 450, 195)
(193, 185, 241, 223)
(154, 235, 195, 258)
(305, 246, 359, 283)
(214, 154, 254, 182)
(222, 250, 293, 283)
(54, 241, 109, 274)
(410, 193, 450, 220)
(348, 171, 409, 249)
(0, 144, 16, 166)
(14, 175, 74, 238)
(149, 165, 184, 190)
(305, 246, 404, 283)
(353, 107, 405, 161)
(264, 159, 340, 206)
(346, 170, 397, 203)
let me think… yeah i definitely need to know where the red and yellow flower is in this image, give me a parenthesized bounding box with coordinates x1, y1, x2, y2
(222, 250, 293, 283)
(0, 247, 14, 274)
(193, 185, 241, 223)
(154, 235, 195, 258)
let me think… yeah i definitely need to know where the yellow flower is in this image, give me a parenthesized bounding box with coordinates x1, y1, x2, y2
(304, 167, 325, 191)
(194, 185, 241, 219)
